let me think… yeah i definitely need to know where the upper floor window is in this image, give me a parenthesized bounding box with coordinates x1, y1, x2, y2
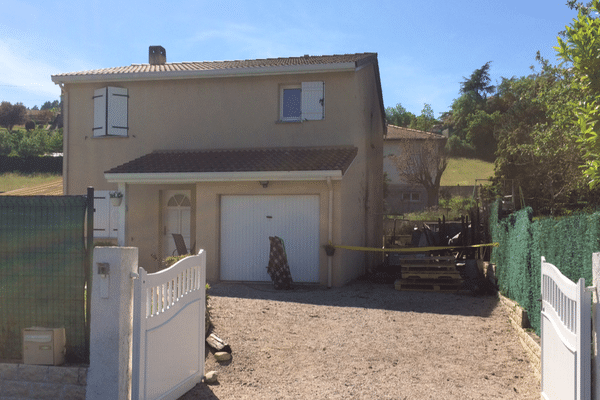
(93, 87, 128, 137)
(280, 81, 324, 122)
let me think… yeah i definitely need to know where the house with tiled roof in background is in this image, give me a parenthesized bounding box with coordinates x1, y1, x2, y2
(383, 125, 447, 214)
(52, 46, 385, 287)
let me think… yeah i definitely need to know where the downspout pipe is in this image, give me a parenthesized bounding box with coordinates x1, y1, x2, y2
(327, 177, 333, 288)
(57, 83, 68, 194)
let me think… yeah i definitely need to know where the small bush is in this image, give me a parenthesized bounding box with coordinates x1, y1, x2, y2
(18, 131, 46, 157)
(47, 130, 63, 153)
(0, 128, 62, 157)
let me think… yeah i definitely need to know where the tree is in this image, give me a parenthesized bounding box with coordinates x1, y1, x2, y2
(385, 103, 415, 127)
(556, 0, 600, 187)
(409, 104, 437, 132)
(0, 102, 27, 131)
(388, 137, 448, 207)
(37, 109, 55, 125)
(493, 59, 591, 214)
(460, 61, 495, 102)
(465, 109, 500, 160)
(445, 62, 499, 158)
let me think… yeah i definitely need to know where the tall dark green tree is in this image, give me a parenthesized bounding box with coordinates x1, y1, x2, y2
(445, 62, 498, 159)
(460, 61, 495, 102)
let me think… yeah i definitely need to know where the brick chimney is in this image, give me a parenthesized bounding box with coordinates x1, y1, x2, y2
(149, 46, 166, 65)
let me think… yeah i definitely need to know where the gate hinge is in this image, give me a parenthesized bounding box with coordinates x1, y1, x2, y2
(130, 272, 139, 280)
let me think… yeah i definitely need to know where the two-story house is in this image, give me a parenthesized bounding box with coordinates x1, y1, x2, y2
(51, 46, 385, 287)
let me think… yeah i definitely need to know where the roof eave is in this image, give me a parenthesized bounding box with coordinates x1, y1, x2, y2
(104, 170, 344, 184)
(51, 62, 359, 84)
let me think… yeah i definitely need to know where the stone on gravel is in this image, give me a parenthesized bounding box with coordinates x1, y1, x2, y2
(214, 351, 232, 362)
(204, 370, 218, 384)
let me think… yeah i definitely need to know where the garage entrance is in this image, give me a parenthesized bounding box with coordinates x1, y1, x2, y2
(220, 195, 320, 282)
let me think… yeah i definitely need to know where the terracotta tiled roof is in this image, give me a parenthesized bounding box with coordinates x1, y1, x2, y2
(384, 125, 446, 140)
(105, 147, 358, 175)
(52, 53, 377, 79)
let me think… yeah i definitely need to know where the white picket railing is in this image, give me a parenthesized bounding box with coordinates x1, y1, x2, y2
(541, 256, 591, 400)
(132, 251, 206, 400)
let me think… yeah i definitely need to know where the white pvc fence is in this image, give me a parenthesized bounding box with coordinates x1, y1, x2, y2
(132, 250, 206, 400)
(541, 256, 591, 400)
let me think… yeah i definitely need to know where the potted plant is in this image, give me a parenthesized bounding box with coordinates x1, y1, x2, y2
(109, 191, 123, 207)
(324, 242, 336, 257)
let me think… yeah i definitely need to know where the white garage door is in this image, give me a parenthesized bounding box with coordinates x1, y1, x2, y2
(220, 195, 320, 283)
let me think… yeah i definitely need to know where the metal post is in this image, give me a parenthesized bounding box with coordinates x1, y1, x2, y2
(85, 186, 94, 363)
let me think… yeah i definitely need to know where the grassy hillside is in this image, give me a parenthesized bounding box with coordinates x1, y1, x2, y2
(441, 157, 495, 186)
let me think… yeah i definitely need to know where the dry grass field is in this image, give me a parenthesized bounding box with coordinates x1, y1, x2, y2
(0, 173, 62, 195)
(441, 157, 495, 186)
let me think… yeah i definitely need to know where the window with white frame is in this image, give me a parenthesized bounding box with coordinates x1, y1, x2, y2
(93, 87, 128, 137)
(280, 81, 324, 121)
(402, 192, 421, 202)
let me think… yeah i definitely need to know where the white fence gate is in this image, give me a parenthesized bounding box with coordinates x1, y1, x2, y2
(541, 256, 591, 400)
(132, 251, 206, 400)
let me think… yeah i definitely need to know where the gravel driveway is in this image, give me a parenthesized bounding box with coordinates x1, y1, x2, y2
(180, 280, 540, 399)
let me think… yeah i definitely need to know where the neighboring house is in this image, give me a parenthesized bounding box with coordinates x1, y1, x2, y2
(383, 125, 447, 214)
(51, 46, 385, 287)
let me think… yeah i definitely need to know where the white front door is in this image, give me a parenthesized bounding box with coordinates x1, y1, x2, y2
(163, 190, 191, 257)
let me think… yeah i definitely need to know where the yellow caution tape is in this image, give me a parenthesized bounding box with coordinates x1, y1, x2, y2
(332, 242, 499, 253)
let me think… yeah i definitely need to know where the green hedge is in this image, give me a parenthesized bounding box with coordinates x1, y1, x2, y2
(490, 200, 599, 335)
(0, 155, 62, 173)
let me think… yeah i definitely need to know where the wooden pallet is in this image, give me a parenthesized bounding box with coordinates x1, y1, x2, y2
(401, 271, 462, 280)
(388, 254, 455, 266)
(401, 264, 457, 272)
(394, 278, 463, 292)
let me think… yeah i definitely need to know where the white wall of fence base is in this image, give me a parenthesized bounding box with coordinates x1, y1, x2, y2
(87, 247, 138, 400)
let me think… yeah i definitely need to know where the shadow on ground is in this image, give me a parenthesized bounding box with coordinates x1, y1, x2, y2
(207, 275, 500, 318)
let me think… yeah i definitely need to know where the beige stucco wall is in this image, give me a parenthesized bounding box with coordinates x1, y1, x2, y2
(63, 70, 370, 194)
(61, 63, 384, 286)
(125, 180, 351, 286)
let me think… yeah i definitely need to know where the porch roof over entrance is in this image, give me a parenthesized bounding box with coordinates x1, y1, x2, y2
(104, 146, 358, 184)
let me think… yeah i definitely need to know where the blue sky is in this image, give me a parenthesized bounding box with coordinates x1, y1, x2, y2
(0, 0, 579, 116)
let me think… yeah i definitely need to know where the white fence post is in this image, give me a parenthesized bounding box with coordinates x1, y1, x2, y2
(87, 247, 138, 400)
(592, 253, 600, 400)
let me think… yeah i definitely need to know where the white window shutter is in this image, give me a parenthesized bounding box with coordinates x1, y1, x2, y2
(93, 190, 120, 238)
(107, 87, 128, 136)
(93, 88, 107, 136)
(301, 81, 324, 120)
(93, 192, 110, 237)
